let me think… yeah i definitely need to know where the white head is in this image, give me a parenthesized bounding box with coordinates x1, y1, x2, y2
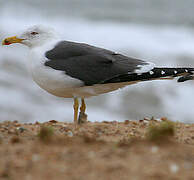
(2, 25, 58, 48)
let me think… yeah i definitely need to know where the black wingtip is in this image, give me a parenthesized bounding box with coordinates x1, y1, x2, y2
(177, 75, 194, 82)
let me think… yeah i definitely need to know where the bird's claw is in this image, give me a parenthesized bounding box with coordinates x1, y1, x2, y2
(78, 112, 88, 124)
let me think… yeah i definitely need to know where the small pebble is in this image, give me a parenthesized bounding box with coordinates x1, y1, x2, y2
(170, 163, 179, 173)
(143, 117, 150, 121)
(102, 121, 109, 124)
(132, 121, 137, 125)
(16, 127, 26, 133)
(10, 136, 20, 143)
(151, 146, 159, 153)
(61, 124, 67, 128)
(49, 120, 58, 123)
(183, 162, 192, 170)
(88, 151, 95, 158)
(79, 127, 86, 133)
(129, 132, 134, 136)
(124, 120, 130, 125)
(67, 131, 73, 137)
(185, 124, 190, 128)
(8, 129, 15, 134)
(160, 117, 168, 121)
(32, 154, 41, 162)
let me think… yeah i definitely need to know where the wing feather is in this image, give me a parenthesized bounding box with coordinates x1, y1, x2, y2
(45, 41, 154, 85)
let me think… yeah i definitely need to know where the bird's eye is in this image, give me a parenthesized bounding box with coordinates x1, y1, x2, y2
(31, 32, 38, 35)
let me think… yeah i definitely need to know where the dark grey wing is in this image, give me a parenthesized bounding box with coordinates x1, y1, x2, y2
(45, 41, 116, 61)
(45, 41, 152, 86)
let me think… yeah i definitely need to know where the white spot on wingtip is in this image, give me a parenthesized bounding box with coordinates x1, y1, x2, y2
(185, 69, 188, 72)
(135, 62, 155, 74)
(161, 70, 165, 75)
(174, 70, 177, 74)
(149, 71, 154, 75)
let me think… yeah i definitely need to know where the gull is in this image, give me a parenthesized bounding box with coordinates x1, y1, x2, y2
(2, 25, 194, 123)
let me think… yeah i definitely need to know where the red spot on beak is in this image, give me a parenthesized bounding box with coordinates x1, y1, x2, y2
(4, 42, 11, 45)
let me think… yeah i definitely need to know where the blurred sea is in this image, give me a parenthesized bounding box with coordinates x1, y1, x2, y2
(0, 0, 194, 123)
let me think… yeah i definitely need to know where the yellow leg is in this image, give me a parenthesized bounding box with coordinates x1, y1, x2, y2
(78, 98, 87, 124)
(80, 98, 86, 114)
(73, 97, 79, 124)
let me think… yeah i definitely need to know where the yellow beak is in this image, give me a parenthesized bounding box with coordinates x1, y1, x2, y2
(2, 36, 24, 45)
